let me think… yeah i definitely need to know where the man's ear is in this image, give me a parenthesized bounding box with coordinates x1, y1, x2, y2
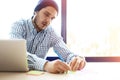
(34, 12, 37, 16)
(32, 12, 37, 21)
(33, 11, 38, 19)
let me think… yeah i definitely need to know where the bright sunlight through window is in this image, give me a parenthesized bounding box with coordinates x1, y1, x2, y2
(67, 0, 120, 56)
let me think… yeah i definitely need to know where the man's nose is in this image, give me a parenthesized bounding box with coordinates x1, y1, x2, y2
(46, 17, 52, 24)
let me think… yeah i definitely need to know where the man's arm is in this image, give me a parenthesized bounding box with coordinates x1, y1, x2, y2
(27, 52, 48, 70)
(50, 29, 86, 71)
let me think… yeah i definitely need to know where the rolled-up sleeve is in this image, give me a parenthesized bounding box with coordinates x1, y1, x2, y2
(27, 52, 48, 70)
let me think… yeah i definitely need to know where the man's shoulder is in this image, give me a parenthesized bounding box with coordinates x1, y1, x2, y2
(11, 18, 31, 31)
(14, 18, 29, 24)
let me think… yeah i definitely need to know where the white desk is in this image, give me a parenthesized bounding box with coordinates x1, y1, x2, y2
(0, 62, 120, 80)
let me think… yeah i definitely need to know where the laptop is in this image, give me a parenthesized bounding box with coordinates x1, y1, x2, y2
(0, 39, 29, 72)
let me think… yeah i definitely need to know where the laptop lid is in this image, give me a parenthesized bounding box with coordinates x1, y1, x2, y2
(0, 39, 29, 72)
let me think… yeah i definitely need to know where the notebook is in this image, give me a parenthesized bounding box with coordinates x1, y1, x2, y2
(0, 39, 29, 72)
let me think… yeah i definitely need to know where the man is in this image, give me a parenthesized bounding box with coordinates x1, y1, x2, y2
(9, 0, 86, 74)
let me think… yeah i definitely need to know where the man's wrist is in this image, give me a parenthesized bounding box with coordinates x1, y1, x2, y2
(43, 61, 49, 71)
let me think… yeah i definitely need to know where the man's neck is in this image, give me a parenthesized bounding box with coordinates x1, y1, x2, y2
(32, 19, 42, 32)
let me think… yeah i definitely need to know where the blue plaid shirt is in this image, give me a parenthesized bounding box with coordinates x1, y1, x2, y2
(9, 18, 76, 71)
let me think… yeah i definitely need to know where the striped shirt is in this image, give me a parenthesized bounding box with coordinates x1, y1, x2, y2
(9, 18, 76, 71)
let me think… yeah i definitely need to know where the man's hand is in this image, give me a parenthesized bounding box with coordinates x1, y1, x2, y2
(69, 56, 86, 71)
(44, 59, 70, 74)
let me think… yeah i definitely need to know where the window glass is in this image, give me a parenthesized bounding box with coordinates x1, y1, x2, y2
(67, 0, 120, 56)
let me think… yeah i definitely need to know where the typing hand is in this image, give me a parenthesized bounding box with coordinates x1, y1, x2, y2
(69, 56, 86, 71)
(44, 59, 70, 74)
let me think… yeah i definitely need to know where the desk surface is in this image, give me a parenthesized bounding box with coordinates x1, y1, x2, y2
(0, 62, 120, 80)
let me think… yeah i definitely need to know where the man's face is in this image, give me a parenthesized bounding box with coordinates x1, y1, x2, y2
(34, 6, 57, 31)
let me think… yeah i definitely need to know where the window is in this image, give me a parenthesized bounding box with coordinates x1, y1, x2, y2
(67, 0, 120, 57)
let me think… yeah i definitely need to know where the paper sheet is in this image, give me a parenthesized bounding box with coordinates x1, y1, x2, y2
(27, 70, 45, 76)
